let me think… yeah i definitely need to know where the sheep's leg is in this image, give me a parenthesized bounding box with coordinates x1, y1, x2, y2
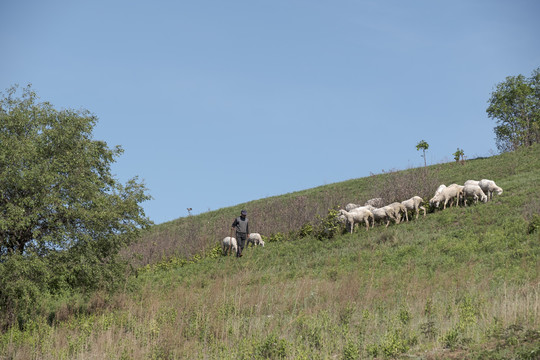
(420, 206, 426, 217)
(364, 218, 369, 231)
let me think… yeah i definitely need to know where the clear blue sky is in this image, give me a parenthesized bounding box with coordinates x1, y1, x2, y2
(1, 1, 539, 224)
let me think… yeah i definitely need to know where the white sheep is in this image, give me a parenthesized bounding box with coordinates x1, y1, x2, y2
(222, 236, 237, 256)
(371, 206, 398, 228)
(435, 184, 446, 196)
(478, 179, 503, 200)
(247, 233, 265, 247)
(448, 184, 465, 206)
(430, 184, 447, 209)
(364, 197, 384, 208)
(401, 196, 426, 221)
(338, 208, 373, 233)
(462, 184, 488, 206)
(430, 184, 463, 210)
(387, 202, 406, 224)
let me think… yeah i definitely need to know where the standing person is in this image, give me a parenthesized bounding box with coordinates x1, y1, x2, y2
(231, 210, 249, 257)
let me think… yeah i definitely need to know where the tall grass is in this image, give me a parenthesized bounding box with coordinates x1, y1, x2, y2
(2, 144, 540, 359)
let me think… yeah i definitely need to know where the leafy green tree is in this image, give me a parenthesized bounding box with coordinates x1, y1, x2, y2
(416, 140, 429, 167)
(0, 84, 152, 257)
(0, 85, 152, 327)
(487, 67, 540, 152)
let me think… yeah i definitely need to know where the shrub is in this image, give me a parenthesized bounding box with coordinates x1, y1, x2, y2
(298, 223, 314, 238)
(269, 232, 286, 243)
(0, 254, 51, 330)
(314, 207, 343, 240)
(256, 333, 288, 359)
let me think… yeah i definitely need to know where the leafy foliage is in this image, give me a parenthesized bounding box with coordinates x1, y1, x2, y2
(487, 67, 540, 152)
(0, 85, 152, 328)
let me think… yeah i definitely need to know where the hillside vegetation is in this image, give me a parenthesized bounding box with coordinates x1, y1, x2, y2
(2, 144, 540, 359)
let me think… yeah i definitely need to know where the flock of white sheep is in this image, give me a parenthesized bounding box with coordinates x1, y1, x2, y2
(337, 178, 503, 233)
(222, 178, 503, 254)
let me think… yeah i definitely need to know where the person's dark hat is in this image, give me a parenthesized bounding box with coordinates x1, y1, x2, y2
(241, 210, 247, 216)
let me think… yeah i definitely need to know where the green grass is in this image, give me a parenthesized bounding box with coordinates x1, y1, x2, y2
(1, 144, 540, 359)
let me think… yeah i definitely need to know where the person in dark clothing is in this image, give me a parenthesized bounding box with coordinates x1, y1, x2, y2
(231, 210, 249, 257)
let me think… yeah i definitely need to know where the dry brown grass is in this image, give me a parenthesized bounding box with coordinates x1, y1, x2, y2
(9, 271, 536, 359)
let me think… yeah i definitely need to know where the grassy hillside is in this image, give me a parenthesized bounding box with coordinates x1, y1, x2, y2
(2, 145, 540, 359)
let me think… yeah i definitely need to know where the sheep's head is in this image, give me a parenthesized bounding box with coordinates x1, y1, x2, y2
(429, 195, 441, 208)
(496, 187, 503, 195)
(481, 194, 488, 203)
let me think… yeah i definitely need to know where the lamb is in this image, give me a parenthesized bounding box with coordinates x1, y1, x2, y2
(462, 184, 488, 206)
(222, 236, 237, 256)
(401, 196, 426, 221)
(338, 208, 373, 233)
(247, 233, 265, 247)
(371, 206, 398, 228)
(430, 184, 463, 210)
(364, 197, 384, 208)
(478, 179, 503, 200)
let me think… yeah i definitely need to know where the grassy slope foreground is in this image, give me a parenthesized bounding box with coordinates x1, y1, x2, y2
(2, 145, 540, 359)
